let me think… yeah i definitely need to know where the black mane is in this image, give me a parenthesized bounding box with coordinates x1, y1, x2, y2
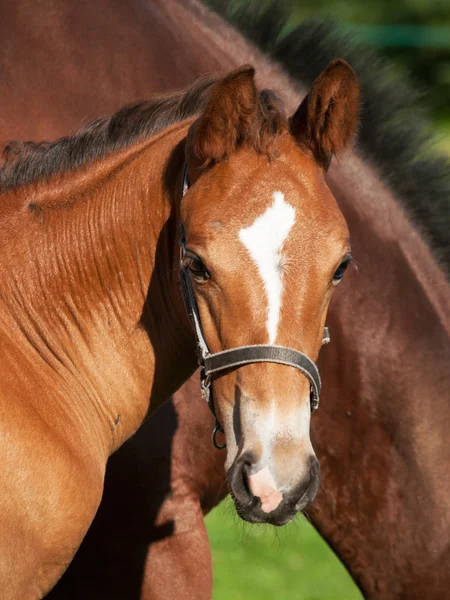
(206, 0, 450, 275)
(0, 72, 287, 195)
(0, 77, 219, 193)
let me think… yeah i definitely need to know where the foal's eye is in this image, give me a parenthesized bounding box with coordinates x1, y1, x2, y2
(333, 257, 352, 282)
(183, 252, 210, 282)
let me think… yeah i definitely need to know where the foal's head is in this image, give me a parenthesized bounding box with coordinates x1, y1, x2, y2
(180, 61, 359, 525)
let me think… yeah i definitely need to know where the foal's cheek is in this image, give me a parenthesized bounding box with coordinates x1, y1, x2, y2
(193, 290, 224, 355)
(220, 403, 240, 471)
(210, 377, 241, 466)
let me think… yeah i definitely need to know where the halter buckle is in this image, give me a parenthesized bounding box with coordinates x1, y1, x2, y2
(200, 368, 212, 408)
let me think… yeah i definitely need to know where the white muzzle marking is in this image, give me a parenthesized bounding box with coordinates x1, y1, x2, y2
(247, 465, 283, 513)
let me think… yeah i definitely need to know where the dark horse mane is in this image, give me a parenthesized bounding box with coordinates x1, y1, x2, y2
(0, 77, 217, 193)
(206, 0, 450, 275)
(0, 74, 286, 195)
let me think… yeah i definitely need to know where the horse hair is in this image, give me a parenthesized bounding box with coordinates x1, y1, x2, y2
(0, 77, 287, 194)
(2, 1, 449, 274)
(205, 0, 450, 275)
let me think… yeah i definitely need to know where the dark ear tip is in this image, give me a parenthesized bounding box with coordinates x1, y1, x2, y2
(324, 58, 358, 82)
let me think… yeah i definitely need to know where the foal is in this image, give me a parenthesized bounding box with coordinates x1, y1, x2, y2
(0, 62, 358, 597)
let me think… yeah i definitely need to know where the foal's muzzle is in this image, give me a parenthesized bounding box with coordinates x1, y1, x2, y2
(228, 452, 320, 526)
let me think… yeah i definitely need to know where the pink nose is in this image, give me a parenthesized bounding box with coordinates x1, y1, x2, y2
(248, 466, 283, 513)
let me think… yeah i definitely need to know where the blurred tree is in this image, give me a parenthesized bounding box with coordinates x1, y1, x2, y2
(290, 0, 450, 121)
(226, 0, 450, 121)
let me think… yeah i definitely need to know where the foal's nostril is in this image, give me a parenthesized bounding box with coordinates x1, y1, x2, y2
(294, 458, 321, 511)
(228, 452, 256, 507)
(241, 465, 251, 498)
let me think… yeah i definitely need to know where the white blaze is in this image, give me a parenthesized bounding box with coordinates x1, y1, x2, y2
(239, 191, 296, 344)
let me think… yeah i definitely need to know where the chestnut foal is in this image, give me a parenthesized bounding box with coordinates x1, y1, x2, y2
(0, 63, 358, 597)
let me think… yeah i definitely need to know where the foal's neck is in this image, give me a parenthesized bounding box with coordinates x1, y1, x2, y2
(0, 123, 196, 453)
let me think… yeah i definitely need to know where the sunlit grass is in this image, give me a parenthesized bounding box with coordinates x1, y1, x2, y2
(206, 498, 363, 600)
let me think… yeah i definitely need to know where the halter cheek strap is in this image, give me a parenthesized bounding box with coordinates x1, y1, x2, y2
(179, 164, 329, 449)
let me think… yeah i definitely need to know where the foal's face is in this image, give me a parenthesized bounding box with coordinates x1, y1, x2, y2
(181, 136, 351, 525)
(181, 59, 359, 524)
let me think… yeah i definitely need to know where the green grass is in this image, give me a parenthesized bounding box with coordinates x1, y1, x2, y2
(206, 498, 363, 600)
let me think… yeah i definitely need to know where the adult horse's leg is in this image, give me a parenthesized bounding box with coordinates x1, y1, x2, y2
(140, 504, 212, 600)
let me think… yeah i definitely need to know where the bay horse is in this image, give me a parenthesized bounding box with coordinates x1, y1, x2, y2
(0, 42, 360, 596)
(1, 0, 449, 599)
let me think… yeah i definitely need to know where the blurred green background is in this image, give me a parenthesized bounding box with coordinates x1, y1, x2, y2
(205, 1, 449, 598)
(289, 0, 450, 124)
(206, 499, 363, 599)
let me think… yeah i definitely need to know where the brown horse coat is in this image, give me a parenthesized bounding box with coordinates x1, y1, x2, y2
(0, 1, 449, 599)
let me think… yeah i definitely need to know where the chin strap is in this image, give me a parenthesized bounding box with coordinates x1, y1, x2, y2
(179, 163, 330, 449)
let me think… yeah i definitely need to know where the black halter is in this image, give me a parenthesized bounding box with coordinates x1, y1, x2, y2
(179, 164, 329, 449)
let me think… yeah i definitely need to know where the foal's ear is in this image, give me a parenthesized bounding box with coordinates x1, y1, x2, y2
(290, 59, 359, 170)
(186, 65, 258, 177)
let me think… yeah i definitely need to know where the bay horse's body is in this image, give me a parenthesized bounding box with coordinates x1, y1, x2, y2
(0, 1, 449, 599)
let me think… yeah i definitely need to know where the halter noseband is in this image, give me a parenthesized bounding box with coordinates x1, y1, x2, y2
(179, 164, 329, 449)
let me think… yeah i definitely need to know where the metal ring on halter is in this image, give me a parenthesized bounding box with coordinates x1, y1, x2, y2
(212, 421, 226, 450)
